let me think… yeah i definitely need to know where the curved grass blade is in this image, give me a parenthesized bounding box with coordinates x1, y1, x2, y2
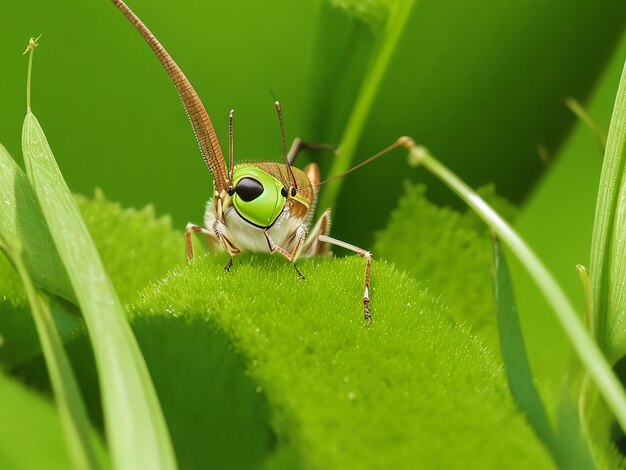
(492, 237, 559, 460)
(0, 237, 105, 470)
(589, 63, 626, 362)
(493, 237, 596, 469)
(407, 143, 626, 434)
(22, 111, 177, 470)
(0, 143, 72, 302)
(20, 37, 176, 469)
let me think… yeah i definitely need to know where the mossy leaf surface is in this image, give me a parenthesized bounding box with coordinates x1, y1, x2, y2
(124, 254, 552, 469)
(374, 183, 514, 353)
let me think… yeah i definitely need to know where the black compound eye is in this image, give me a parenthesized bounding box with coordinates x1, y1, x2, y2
(235, 177, 264, 202)
(281, 187, 288, 198)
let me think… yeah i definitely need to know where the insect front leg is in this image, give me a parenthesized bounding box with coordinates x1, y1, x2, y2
(185, 223, 219, 259)
(185, 222, 239, 271)
(264, 225, 308, 279)
(212, 220, 241, 272)
(318, 235, 373, 325)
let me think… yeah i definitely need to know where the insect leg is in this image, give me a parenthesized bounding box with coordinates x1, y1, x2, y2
(287, 137, 337, 165)
(212, 220, 241, 272)
(264, 225, 308, 279)
(318, 235, 373, 325)
(301, 210, 331, 257)
(185, 223, 219, 259)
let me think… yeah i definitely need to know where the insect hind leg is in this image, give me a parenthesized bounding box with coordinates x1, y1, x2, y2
(318, 235, 373, 325)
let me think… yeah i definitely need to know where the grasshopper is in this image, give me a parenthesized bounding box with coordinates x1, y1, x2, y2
(111, 0, 409, 323)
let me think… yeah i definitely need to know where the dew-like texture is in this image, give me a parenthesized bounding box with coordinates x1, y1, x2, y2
(374, 183, 515, 354)
(131, 254, 551, 469)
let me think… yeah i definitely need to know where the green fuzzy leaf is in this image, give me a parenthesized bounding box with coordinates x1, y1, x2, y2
(22, 112, 176, 470)
(120, 255, 552, 468)
(590, 63, 626, 362)
(12, 187, 550, 467)
(374, 183, 514, 353)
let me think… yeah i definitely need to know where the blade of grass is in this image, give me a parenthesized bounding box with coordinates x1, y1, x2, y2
(0, 142, 73, 302)
(492, 237, 559, 461)
(0, 236, 105, 470)
(406, 142, 626, 433)
(492, 237, 596, 469)
(589, 62, 626, 362)
(318, 0, 415, 212)
(21, 38, 177, 470)
(556, 377, 598, 470)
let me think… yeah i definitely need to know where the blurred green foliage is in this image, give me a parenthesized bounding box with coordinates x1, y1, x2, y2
(1, 0, 624, 249)
(0, 371, 71, 469)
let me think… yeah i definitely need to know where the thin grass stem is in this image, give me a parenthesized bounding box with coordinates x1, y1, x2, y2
(318, 0, 414, 212)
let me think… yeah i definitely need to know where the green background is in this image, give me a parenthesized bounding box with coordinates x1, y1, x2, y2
(1, 0, 624, 241)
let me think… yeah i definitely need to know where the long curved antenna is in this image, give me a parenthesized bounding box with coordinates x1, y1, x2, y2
(111, 0, 229, 192)
(317, 139, 406, 186)
(299, 137, 411, 192)
(228, 109, 235, 193)
(274, 101, 297, 194)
